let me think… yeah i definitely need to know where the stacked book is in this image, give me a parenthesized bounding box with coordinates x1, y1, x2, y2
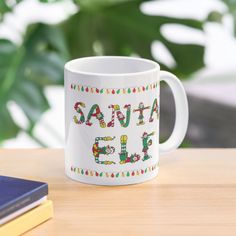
(0, 176, 53, 235)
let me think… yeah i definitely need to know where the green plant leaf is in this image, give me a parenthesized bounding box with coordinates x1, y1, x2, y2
(0, 0, 206, 145)
(0, 1, 11, 17)
(74, 0, 133, 10)
(0, 0, 22, 20)
(0, 105, 19, 142)
(0, 24, 68, 142)
(221, 0, 236, 36)
(62, 0, 204, 78)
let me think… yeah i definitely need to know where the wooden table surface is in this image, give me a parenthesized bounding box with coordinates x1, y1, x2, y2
(0, 149, 236, 236)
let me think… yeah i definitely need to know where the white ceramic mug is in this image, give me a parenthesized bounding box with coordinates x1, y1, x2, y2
(64, 56, 188, 185)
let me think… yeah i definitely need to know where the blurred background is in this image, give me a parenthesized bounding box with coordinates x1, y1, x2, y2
(0, 0, 235, 148)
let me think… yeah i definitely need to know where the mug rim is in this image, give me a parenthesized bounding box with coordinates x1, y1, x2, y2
(64, 56, 160, 77)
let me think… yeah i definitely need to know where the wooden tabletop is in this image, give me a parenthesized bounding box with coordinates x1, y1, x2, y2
(0, 149, 236, 236)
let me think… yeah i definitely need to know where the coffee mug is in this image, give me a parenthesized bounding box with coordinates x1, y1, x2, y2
(64, 56, 188, 185)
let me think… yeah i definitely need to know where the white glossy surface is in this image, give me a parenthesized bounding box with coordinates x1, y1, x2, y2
(159, 71, 189, 154)
(65, 56, 188, 185)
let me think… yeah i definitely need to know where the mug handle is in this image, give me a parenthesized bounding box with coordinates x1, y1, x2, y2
(159, 71, 189, 154)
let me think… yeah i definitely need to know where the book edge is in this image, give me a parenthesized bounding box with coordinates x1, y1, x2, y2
(0, 196, 47, 225)
(0, 182, 48, 219)
(0, 200, 53, 236)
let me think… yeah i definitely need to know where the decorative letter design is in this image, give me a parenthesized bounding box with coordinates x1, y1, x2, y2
(119, 135, 140, 164)
(73, 102, 85, 124)
(142, 132, 155, 161)
(133, 102, 150, 125)
(92, 136, 116, 165)
(86, 104, 106, 128)
(107, 104, 131, 128)
(149, 98, 159, 122)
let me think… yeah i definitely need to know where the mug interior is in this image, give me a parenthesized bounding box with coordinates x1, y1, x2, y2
(65, 56, 159, 76)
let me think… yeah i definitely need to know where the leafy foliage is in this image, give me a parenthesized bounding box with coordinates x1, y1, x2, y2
(0, 0, 205, 145)
(0, 0, 25, 22)
(0, 24, 68, 142)
(63, 0, 204, 77)
(222, 0, 236, 35)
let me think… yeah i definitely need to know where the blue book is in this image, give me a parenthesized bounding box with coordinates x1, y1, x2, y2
(0, 176, 48, 220)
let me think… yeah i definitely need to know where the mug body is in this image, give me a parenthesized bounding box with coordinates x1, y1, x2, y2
(64, 56, 160, 185)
